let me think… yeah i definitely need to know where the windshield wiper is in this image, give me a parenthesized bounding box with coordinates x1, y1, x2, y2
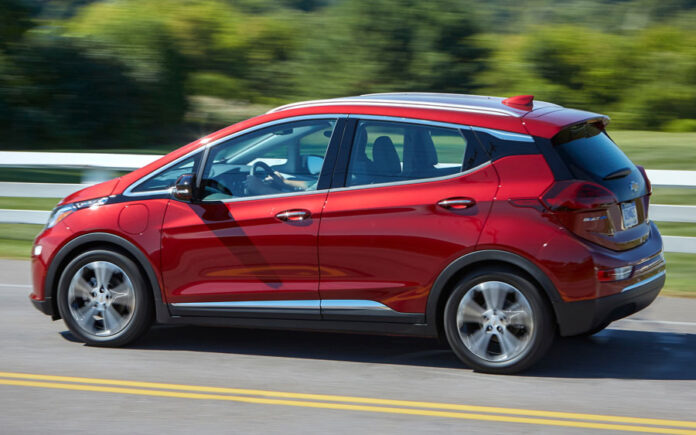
(603, 167, 631, 180)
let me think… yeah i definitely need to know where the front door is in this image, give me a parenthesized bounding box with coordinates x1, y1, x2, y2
(160, 117, 342, 318)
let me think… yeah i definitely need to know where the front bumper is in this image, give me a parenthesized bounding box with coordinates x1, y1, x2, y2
(554, 269, 665, 336)
(30, 296, 55, 316)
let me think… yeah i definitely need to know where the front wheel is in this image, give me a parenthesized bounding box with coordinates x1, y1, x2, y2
(443, 268, 555, 374)
(57, 250, 153, 347)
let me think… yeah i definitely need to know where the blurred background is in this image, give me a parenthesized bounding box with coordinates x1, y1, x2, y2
(0, 0, 694, 294)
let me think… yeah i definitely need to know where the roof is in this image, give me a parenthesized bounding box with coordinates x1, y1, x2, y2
(268, 92, 562, 118)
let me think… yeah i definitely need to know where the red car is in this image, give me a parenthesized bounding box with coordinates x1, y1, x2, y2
(30, 93, 665, 374)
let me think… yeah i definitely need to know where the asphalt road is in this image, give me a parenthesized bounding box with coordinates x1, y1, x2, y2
(1, 259, 695, 434)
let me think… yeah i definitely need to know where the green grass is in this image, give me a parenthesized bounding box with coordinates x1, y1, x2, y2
(0, 224, 43, 259)
(0, 130, 693, 294)
(651, 188, 696, 206)
(610, 130, 696, 170)
(656, 222, 696, 237)
(0, 197, 60, 211)
(0, 222, 693, 297)
(662, 253, 696, 298)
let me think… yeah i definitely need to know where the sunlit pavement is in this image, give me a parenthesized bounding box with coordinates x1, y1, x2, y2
(1, 259, 694, 434)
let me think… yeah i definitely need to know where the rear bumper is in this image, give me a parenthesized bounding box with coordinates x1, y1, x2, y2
(555, 269, 665, 336)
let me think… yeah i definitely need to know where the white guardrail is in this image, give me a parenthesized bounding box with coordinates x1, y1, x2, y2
(0, 151, 694, 253)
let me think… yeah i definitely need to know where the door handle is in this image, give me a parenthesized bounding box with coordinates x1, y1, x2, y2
(275, 209, 311, 221)
(437, 197, 475, 210)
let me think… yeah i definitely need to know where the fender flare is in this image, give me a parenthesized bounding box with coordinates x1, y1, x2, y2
(44, 232, 169, 322)
(425, 249, 562, 333)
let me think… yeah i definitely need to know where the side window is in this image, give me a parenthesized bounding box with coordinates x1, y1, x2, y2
(200, 118, 337, 201)
(132, 153, 201, 193)
(346, 120, 481, 187)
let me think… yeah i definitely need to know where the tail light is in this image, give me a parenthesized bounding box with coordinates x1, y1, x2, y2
(541, 181, 617, 212)
(540, 181, 617, 242)
(636, 165, 652, 194)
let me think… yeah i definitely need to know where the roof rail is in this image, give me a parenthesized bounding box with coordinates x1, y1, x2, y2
(267, 98, 520, 117)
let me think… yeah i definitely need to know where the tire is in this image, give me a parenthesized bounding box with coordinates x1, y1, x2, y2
(443, 268, 555, 374)
(56, 249, 153, 347)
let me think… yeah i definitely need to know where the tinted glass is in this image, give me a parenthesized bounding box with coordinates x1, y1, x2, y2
(552, 123, 647, 200)
(346, 120, 478, 187)
(132, 153, 200, 192)
(200, 119, 336, 200)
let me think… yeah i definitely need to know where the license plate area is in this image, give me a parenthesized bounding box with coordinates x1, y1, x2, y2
(621, 201, 638, 229)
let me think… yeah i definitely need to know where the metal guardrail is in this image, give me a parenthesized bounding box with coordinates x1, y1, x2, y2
(0, 151, 694, 253)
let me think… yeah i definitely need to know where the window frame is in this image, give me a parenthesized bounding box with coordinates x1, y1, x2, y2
(123, 115, 346, 200)
(330, 115, 494, 191)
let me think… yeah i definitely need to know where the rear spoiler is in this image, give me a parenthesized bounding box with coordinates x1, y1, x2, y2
(522, 108, 610, 139)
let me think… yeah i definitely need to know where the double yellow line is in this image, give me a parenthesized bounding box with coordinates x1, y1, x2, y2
(0, 371, 694, 434)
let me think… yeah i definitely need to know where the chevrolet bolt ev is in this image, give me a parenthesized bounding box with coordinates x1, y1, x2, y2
(30, 93, 665, 374)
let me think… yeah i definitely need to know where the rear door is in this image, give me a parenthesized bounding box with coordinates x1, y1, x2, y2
(317, 117, 498, 321)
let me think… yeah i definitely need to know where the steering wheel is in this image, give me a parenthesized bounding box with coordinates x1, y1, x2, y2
(251, 161, 285, 189)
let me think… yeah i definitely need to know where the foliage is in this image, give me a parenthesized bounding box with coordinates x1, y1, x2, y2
(1, 0, 696, 150)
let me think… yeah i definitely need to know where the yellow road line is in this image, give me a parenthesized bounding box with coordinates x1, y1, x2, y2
(0, 371, 694, 430)
(1, 379, 695, 434)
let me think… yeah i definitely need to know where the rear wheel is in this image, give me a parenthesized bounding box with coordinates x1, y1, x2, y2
(57, 250, 153, 347)
(444, 268, 555, 374)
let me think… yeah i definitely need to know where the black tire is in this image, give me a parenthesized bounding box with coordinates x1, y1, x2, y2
(443, 267, 555, 374)
(56, 249, 153, 347)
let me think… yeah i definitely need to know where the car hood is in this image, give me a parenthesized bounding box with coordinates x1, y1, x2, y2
(57, 178, 121, 206)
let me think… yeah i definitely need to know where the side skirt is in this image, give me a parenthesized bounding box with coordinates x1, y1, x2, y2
(162, 315, 435, 338)
(164, 299, 430, 337)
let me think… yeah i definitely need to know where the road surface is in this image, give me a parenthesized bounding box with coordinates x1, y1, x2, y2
(0, 259, 694, 434)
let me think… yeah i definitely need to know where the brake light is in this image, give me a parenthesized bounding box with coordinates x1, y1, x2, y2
(541, 181, 617, 211)
(636, 165, 652, 194)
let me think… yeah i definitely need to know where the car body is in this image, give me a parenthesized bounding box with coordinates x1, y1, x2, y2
(30, 93, 665, 373)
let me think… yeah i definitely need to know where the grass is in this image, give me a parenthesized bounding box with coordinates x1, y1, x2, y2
(610, 130, 696, 170)
(656, 222, 696, 237)
(662, 253, 696, 298)
(0, 130, 694, 295)
(0, 222, 692, 297)
(0, 197, 60, 211)
(0, 224, 43, 259)
(651, 188, 696, 206)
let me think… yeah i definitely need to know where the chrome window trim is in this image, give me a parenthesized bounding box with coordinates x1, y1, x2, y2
(268, 98, 519, 117)
(351, 113, 476, 131)
(216, 188, 329, 204)
(622, 270, 666, 293)
(470, 126, 535, 143)
(331, 160, 492, 193)
(350, 114, 532, 142)
(331, 114, 493, 192)
(123, 114, 346, 198)
(170, 299, 399, 312)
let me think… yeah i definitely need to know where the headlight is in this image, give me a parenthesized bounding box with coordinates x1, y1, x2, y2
(46, 197, 109, 229)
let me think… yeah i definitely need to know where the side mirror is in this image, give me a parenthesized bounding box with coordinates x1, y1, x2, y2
(173, 173, 195, 201)
(307, 155, 324, 175)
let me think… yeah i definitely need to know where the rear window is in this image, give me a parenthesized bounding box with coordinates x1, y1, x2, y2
(552, 123, 634, 183)
(552, 122, 646, 201)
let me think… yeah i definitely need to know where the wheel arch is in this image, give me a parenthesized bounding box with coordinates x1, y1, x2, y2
(45, 232, 169, 323)
(425, 250, 562, 339)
